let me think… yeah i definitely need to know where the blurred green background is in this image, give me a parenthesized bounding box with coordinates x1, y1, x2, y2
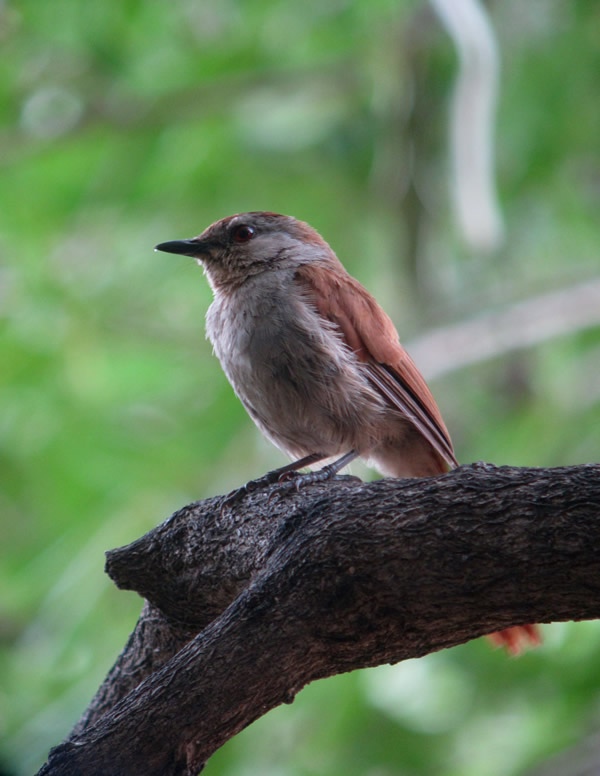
(1, 1, 600, 774)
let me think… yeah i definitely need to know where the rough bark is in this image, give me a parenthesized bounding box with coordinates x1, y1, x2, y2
(37, 463, 600, 776)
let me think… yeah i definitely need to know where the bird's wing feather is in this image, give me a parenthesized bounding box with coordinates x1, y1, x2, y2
(294, 262, 458, 470)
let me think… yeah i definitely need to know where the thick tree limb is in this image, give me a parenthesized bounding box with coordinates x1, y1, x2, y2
(38, 463, 600, 776)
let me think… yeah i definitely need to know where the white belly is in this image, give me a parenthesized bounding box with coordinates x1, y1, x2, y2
(205, 275, 386, 460)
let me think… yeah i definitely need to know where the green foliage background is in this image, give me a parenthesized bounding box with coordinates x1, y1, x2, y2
(1, 1, 599, 774)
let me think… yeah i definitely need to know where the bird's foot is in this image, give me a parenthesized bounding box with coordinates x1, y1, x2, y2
(220, 451, 358, 513)
(220, 470, 289, 514)
(265, 459, 357, 503)
(220, 468, 328, 512)
(486, 624, 541, 656)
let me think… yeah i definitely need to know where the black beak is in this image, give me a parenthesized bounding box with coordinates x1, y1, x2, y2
(154, 239, 206, 257)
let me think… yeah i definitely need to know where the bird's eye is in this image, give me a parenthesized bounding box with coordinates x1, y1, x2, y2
(232, 224, 255, 243)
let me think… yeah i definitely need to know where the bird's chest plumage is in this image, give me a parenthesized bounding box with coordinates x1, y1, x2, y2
(205, 274, 382, 457)
(207, 279, 322, 408)
(207, 281, 297, 395)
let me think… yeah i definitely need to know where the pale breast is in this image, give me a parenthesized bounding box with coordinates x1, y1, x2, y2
(205, 272, 386, 459)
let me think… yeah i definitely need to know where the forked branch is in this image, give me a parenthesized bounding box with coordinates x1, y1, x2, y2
(37, 463, 600, 776)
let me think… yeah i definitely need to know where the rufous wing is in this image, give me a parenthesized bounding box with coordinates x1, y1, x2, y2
(294, 262, 458, 471)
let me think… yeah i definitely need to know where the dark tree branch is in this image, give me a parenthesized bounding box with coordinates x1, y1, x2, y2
(37, 463, 600, 776)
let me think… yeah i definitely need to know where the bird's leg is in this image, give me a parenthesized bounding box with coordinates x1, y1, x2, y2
(264, 449, 360, 504)
(279, 450, 359, 490)
(221, 452, 326, 512)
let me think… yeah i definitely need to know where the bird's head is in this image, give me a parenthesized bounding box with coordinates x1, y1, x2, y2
(155, 211, 334, 291)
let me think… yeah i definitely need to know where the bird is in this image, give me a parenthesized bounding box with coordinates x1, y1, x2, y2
(155, 211, 540, 653)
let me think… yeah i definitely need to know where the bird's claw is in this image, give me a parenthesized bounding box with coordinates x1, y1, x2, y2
(265, 473, 301, 504)
(220, 485, 248, 515)
(219, 457, 350, 513)
(220, 470, 298, 513)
